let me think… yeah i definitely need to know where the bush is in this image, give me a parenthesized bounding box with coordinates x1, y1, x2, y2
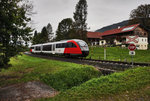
(40, 67, 101, 91)
(49, 67, 150, 101)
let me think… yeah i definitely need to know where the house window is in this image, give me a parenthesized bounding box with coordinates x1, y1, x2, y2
(141, 45, 143, 48)
(136, 45, 139, 48)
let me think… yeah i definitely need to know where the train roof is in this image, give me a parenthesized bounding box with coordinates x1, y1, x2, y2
(60, 39, 83, 41)
(31, 43, 51, 46)
(31, 39, 86, 47)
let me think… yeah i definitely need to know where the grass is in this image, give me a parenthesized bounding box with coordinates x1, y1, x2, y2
(0, 54, 100, 87)
(47, 67, 150, 101)
(40, 67, 101, 91)
(87, 46, 150, 63)
(1, 52, 150, 101)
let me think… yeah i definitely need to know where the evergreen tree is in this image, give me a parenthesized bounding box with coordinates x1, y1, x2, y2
(46, 23, 54, 41)
(56, 18, 73, 41)
(34, 32, 42, 44)
(40, 26, 49, 43)
(32, 30, 39, 44)
(34, 30, 38, 37)
(129, 4, 150, 44)
(32, 24, 53, 44)
(0, 0, 32, 68)
(73, 0, 88, 41)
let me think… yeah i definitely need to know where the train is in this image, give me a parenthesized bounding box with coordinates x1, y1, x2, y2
(30, 39, 89, 57)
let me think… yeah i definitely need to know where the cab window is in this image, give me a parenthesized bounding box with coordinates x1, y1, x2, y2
(78, 41, 87, 47)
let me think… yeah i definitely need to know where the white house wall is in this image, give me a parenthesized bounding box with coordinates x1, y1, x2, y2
(99, 40, 106, 46)
(135, 37, 148, 50)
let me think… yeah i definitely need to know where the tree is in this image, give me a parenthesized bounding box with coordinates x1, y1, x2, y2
(129, 4, 150, 43)
(40, 26, 49, 43)
(0, 0, 33, 68)
(34, 30, 38, 37)
(46, 23, 54, 41)
(33, 32, 42, 44)
(32, 24, 53, 44)
(32, 30, 39, 44)
(73, 0, 88, 41)
(56, 18, 73, 41)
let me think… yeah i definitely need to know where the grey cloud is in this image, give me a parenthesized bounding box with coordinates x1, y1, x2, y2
(30, 0, 150, 32)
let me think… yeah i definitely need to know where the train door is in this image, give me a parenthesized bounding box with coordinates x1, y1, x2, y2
(52, 44, 55, 54)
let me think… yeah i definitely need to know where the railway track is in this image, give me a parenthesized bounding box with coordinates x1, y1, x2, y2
(80, 58, 150, 74)
(81, 58, 150, 67)
(25, 52, 150, 75)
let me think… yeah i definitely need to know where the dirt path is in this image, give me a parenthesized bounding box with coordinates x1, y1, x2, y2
(0, 81, 59, 101)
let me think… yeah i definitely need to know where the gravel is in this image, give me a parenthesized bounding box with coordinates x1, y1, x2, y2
(0, 81, 59, 101)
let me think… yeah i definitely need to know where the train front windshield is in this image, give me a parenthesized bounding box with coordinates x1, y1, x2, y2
(77, 41, 89, 51)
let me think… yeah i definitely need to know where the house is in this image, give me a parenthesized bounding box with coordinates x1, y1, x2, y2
(87, 32, 102, 46)
(87, 24, 149, 50)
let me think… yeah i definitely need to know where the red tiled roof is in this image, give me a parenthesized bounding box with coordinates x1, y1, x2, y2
(101, 24, 140, 36)
(87, 24, 140, 39)
(87, 32, 102, 38)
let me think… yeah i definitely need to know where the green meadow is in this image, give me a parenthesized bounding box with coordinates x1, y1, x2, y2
(0, 54, 101, 88)
(87, 46, 150, 63)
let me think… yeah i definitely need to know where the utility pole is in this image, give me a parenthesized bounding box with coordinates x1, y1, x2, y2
(104, 45, 106, 60)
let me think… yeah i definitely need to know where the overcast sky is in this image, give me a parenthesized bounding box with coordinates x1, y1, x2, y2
(30, 0, 150, 33)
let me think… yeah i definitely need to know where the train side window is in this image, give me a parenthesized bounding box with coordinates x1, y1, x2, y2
(43, 46, 46, 51)
(67, 42, 76, 48)
(72, 43, 76, 47)
(49, 45, 52, 51)
(56, 44, 59, 48)
(62, 43, 68, 48)
(36, 46, 41, 51)
(62, 43, 65, 48)
(56, 44, 60, 48)
(60, 44, 63, 48)
(35, 47, 37, 50)
(68, 43, 71, 48)
(56, 43, 75, 48)
(43, 45, 52, 51)
(56, 43, 64, 48)
(65, 43, 68, 48)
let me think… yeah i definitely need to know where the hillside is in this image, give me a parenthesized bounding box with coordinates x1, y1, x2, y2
(47, 66, 150, 101)
(47, 67, 150, 101)
(95, 20, 129, 32)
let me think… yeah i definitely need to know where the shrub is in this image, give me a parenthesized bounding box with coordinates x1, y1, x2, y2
(40, 67, 101, 91)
